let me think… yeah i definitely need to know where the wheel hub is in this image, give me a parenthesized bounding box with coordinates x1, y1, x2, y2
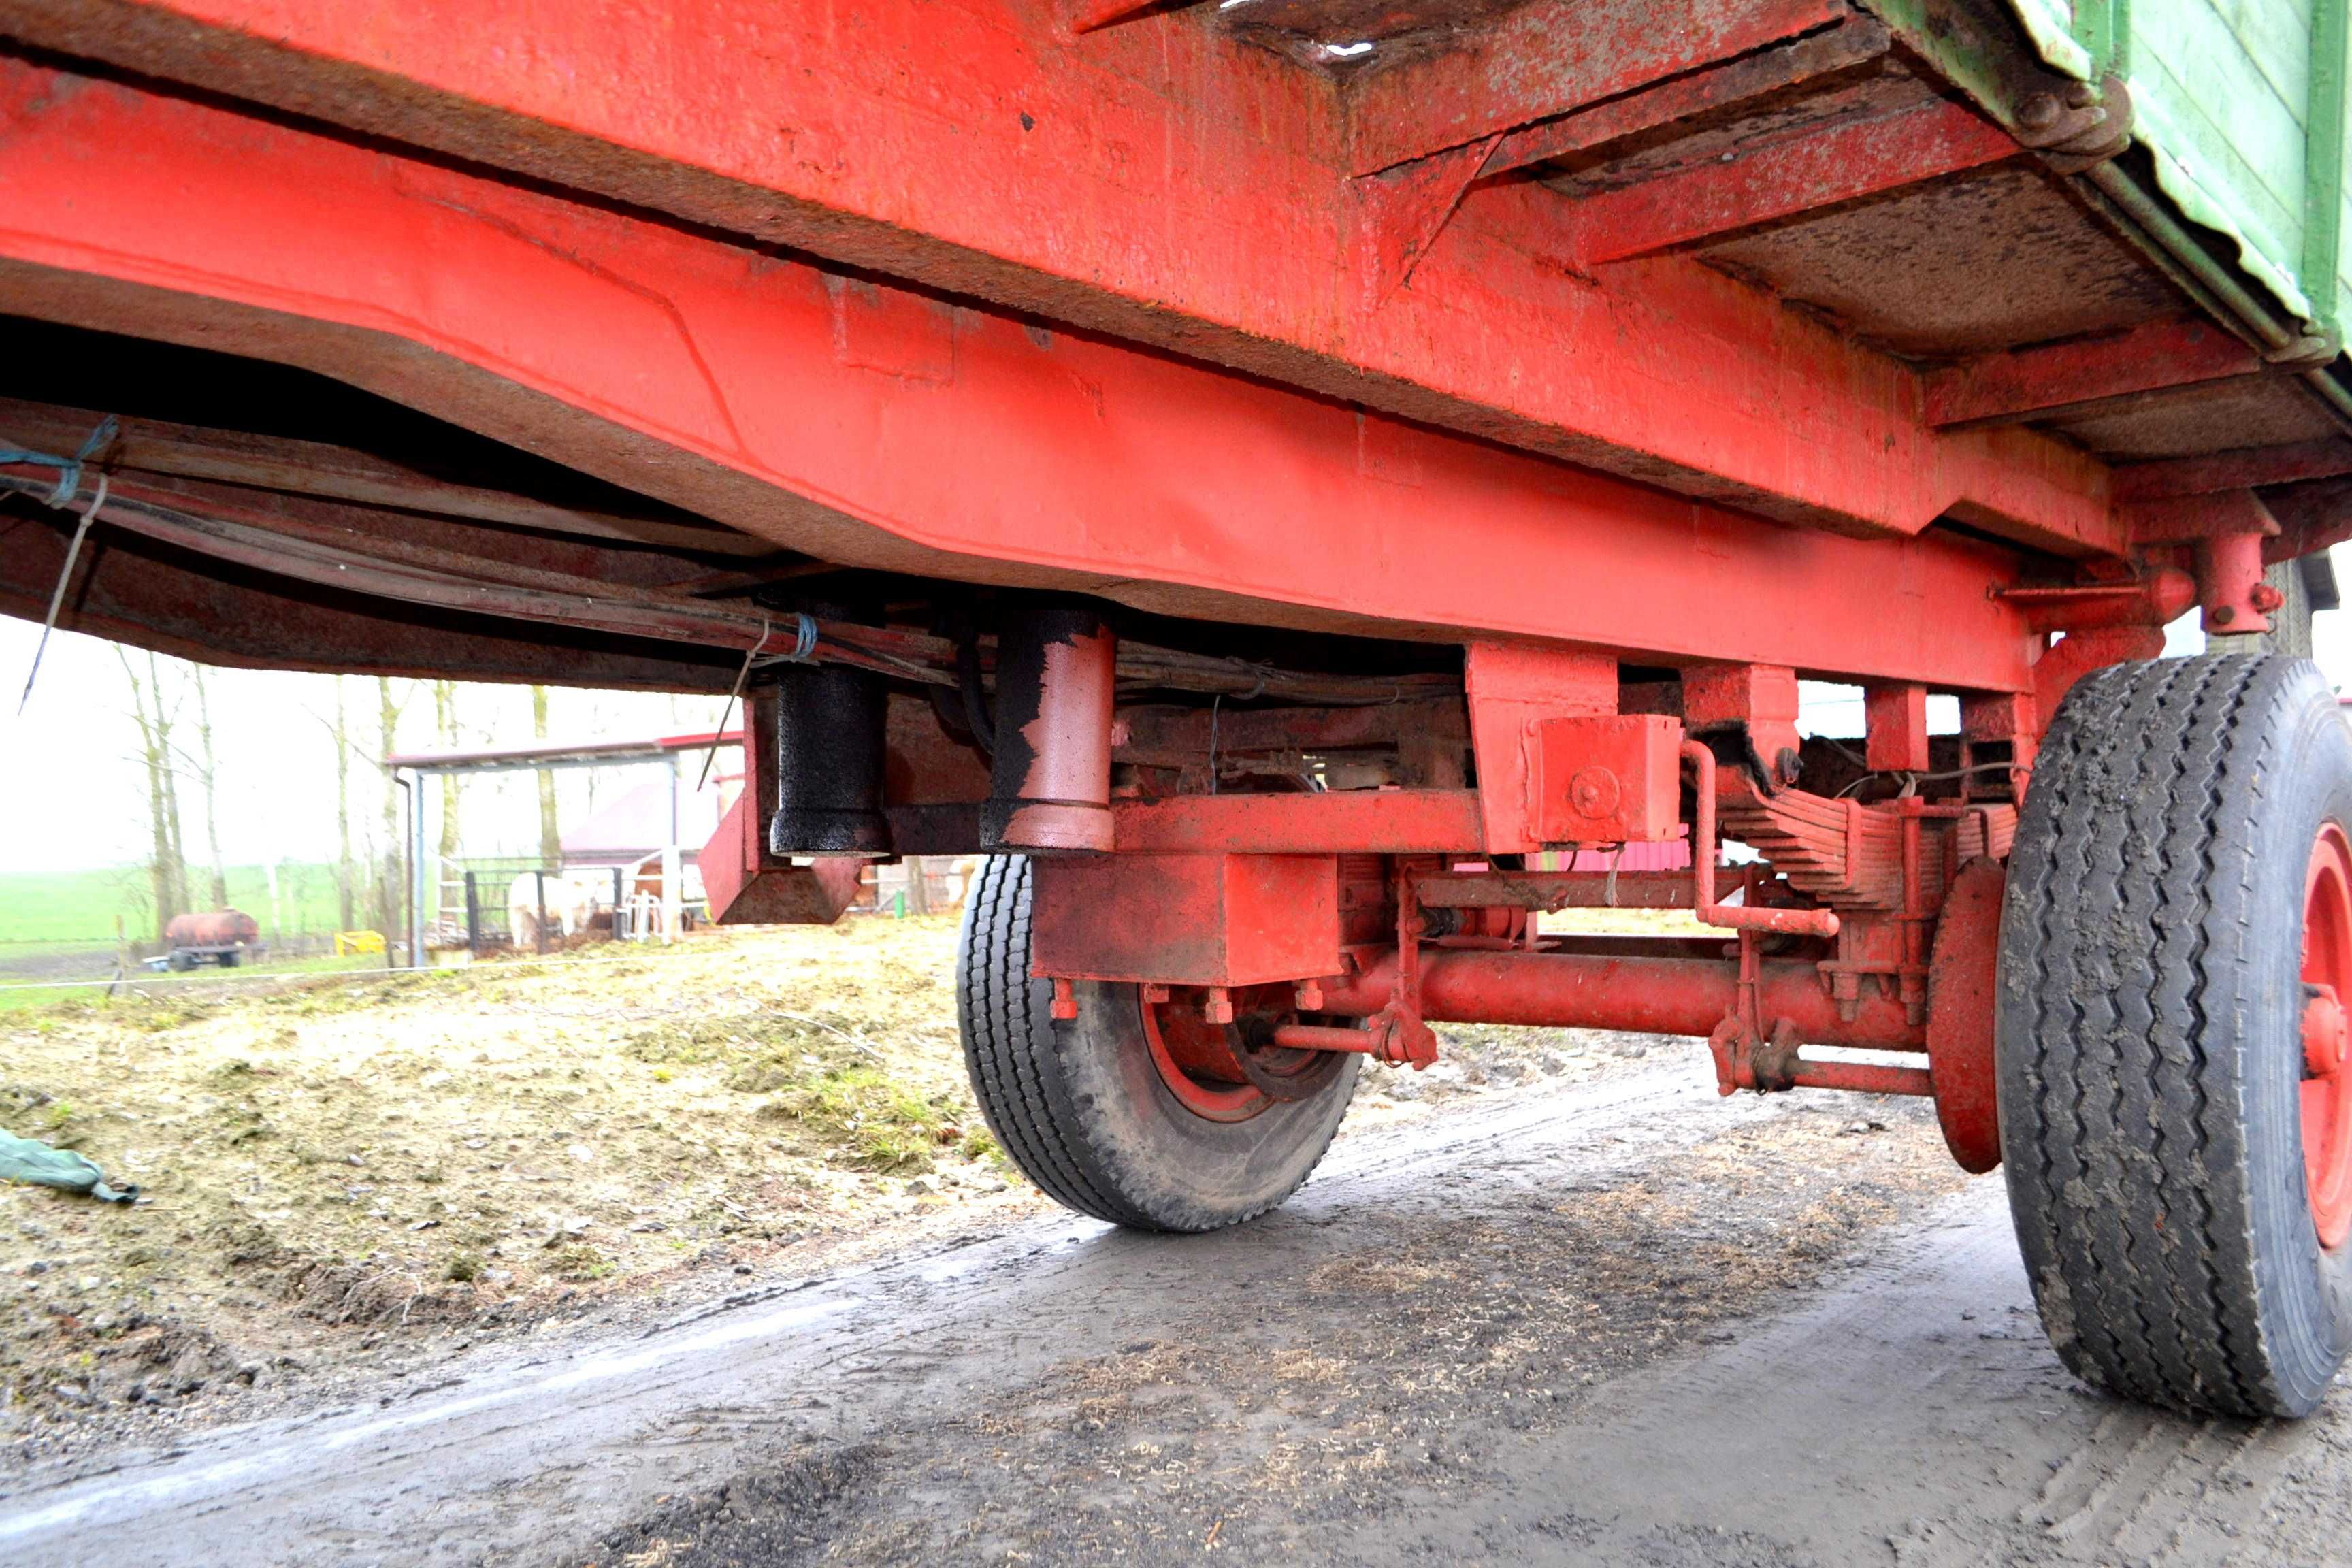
(2301, 823, 2352, 1249)
(1139, 985, 1343, 1124)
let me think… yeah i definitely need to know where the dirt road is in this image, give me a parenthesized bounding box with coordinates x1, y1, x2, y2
(3, 1060, 2345, 1567)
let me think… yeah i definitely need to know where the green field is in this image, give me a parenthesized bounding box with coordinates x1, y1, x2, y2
(0, 862, 350, 950)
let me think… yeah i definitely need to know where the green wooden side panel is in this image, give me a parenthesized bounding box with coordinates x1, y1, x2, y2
(2004, 0, 2349, 334)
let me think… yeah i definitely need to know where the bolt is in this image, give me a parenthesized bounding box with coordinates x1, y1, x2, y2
(1569, 766, 1621, 819)
(2017, 93, 2062, 130)
(2212, 604, 2237, 625)
(2251, 583, 2286, 613)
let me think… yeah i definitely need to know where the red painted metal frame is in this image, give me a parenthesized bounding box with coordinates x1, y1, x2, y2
(1530, 715, 1684, 845)
(1320, 945, 1923, 1050)
(1475, 14, 1894, 180)
(1029, 853, 1343, 986)
(2117, 440, 2352, 498)
(1463, 644, 1617, 854)
(1925, 318, 2264, 428)
(0, 3, 2126, 558)
(1344, 0, 1847, 174)
(1110, 790, 1484, 855)
(0, 57, 2059, 691)
(1557, 97, 2020, 269)
(1864, 683, 1931, 774)
(0, 7, 2295, 1165)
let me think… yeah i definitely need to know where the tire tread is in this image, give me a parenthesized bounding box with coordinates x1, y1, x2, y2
(1999, 654, 2324, 1416)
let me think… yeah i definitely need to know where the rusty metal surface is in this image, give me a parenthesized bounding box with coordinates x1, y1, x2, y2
(1030, 853, 1343, 986)
(1925, 318, 2261, 429)
(1320, 944, 1925, 1049)
(2047, 375, 2345, 460)
(1481, 14, 1893, 179)
(1554, 94, 2021, 270)
(1703, 166, 2180, 359)
(1927, 857, 2004, 1173)
(0, 7, 2151, 549)
(1339, 0, 1846, 173)
(1529, 715, 1683, 845)
(1111, 790, 1486, 855)
(0, 54, 2074, 688)
(1412, 870, 1695, 910)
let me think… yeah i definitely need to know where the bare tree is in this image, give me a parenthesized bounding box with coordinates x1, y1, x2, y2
(532, 684, 562, 869)
(432, 679, 462, 926)
(151, 652, 191, 919)
(329, 676, 357, 933)
(116, 647, 187, 941)
(375, 677, 410, 941)
(189, 664, 229, 909)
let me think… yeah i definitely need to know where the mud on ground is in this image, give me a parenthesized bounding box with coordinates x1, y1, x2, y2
(575, 1094, 1970, 1567)
(0, 916, 1665, 1467)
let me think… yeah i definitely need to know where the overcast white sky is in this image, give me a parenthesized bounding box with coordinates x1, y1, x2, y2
(1, 549, 2348, 875)
(0, 617, 730, 874)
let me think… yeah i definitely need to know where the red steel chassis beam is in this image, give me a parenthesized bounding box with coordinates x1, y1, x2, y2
(0, 0, 2122, 557)
(1319, 946, 1925, 1051)
(0, 56, 2047, 691)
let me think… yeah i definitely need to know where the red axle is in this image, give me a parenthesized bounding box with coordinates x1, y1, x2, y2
(1316, 945, 1923, 1053)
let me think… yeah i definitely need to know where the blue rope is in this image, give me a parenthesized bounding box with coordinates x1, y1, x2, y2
(696, 615, 820, 791)
(785, 610, 817, 662)
(0, 415, 118, 506)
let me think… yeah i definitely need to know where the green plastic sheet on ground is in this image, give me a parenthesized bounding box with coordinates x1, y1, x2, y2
(0, 1128, 136, 1203)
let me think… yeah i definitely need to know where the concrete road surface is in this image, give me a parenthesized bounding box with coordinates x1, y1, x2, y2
(4, 1061, 2348, 1566)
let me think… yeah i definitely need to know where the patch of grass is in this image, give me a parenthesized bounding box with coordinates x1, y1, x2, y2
(961, 1126, 1009, 1172)
(0, 915, 1040, 1442)
(0, 864, 345, 949)
(549, 1243, 615, 1281)
(623, 1011, 855, 1067)
(760, 1066, 965, 1173)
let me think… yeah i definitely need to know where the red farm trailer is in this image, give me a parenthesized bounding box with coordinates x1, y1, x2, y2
(5, 0, 2352, 1419)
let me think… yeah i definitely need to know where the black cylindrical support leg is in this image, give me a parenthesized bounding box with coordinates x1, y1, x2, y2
(768, 661, 893, 857)
(981, 598, 1116, 852)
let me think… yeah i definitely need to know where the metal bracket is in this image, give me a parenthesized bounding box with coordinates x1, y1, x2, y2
(1365, 870, 1440, 1069)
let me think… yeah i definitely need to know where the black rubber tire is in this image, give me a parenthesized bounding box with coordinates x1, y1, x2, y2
(955, 855, 1358, 1231)
(1999, 653, 2352, 1418)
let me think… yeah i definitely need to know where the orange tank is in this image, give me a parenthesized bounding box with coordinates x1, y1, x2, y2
(164, 910, 260, 948)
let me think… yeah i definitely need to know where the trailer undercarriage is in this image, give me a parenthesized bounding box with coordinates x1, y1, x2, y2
(7, 0, 2352, 1418)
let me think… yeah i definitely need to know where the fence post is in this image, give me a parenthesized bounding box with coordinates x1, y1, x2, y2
(535, 869, 549, 956)
(465, 870, 480, 955)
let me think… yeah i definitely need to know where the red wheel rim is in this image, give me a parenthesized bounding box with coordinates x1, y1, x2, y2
(1139, 996, 1270, 1124)
(1137, 985, 1339, 1124)
(2301, 822, 2352, 1249)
